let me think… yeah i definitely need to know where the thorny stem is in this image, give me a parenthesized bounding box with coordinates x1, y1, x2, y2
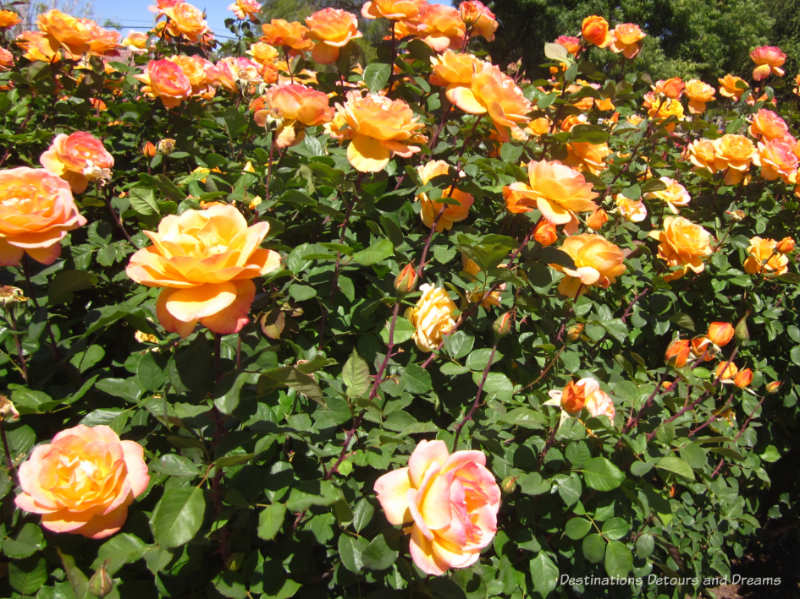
(452, 343, 497, 451)
(1, 420, 15, 477)
(416, 204, 447, 280)
(688, 393, 734, 438)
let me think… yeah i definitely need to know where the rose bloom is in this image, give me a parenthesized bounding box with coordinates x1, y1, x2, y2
(259, 83, 334, 147)
(686, 138, 721, 174)
(646, 176, 691, 213)
(16, 31, 61, 63)
(777, 236, 795, 253)
(743, 236, 789, 277)
(0, 47, 14, 71)
(374, 440, 500, 575)
(15, 425, 148, 539)
(652, 216, 714, 280)
(690, 335, 715, 362)
(534, 218, 558, 246)
(586, 208, 608, 231)
(665, 338, 691, 367)
(40, 132, 114, 194)
(416, 160, 474, 232)
(734, 368, 753, 388)
(361, 0, 426, 21)
(548, 378, 616, 421)
(642, 92, 684, 131)
(714, 134, 756, 185)
(161, 2, 210, 43)
(755, 138, 798, 184)
(0, 9, 21, 28)
(429, 50, 483, 89)
(552, 234, 626, 297)
(565, 141, 611, 175)
(228, 0, 261, 21)
(554, 35, 581, 56)
(459, 1, 498, 42)
(615, 195, 647, 222)
(0, 167, 87, 266)
(684, 79, 715, 114)
(406, 284, 457, 352)
(136, 59, 193, 109)
(750, 45, 786, 81)
(396, 3, 466, 53)
(581, 15, 611, 47)
(504, 160, 598, 225)
(305, 8, 361, 64)
(122, 31, 149, 52)
(718, 74, 748, 100)
(715, 360, 739, 382)
(261, 18, 312, 54)
(653, 77, 684, 99)
(37, 9, 96, 58)
(609, 23, 645, 59)
(169, 54, 219, 99)
(125, 203, 281, 337)
(707, 322, 734, 347)
(749, 109, 789, 141)
(329, 91, 426, 173)
(528, 116, 552, 136)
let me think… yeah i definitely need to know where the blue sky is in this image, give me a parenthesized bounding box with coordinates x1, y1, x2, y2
(93, 0, 452, 43)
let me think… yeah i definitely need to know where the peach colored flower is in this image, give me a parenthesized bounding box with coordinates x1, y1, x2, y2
(125, 203, 281, 337)
(690, 335, 715, 362)
(459, 1, 498, 42)
(548, 378, 616, 421)
(749, 109, 789, 141)
(306, 8, 361, 64)
(715, 360, 739, 381)
(665, 338, 691, 367)
(161, 2, 210, 43)
(554, 35, 581, 56)
(653, 77, 684, 99)
(261, 18, 312, 54)
(714, 134, 755, 185)
(750, 45, 786, 81)
(416, 160, 473, 232)
(503, 160, 598, 225)
(615, 195, 647, 222)
(755, 138, 798, 183)
(718, 74, 748, 100)
(684, 79, 715, 114)
(15, 425, 148, 539)
(397, 3, 466, 52)
(609, 23, 645, 59)
(534, 218, 558, 246)
(217, 56, 274, 92)
(734, 368, 753, 388)
(86, 23, 120, 58)
(16, 31, 61, 63)
(168, 54, 219, 99)
(330, 91, 426, 172)
(40, 132, 114, 194)
(259, 83, 334, 147)
(406, 284, 457, 352)
(0, 47, 13, 71)
(642, 92, 684, 131)
(362, 0, 426, 21)
(777, 236, 795, 253)
(429, 50, 483, 89)
(743, 236, 788, 277)
(686, 138, 721, 174)
(37, 9, 95, 58)
(646, 176, 691, 213)
(136, 59, 193, 109)
(565, 141, 611, 175)
(0, 10, 21, 28)
(553, 233, 626, 297)
(707, 322, 734, 347)
(652, 216, 713, 280)
(586, 208, 608, 231)
(122, 31, 149, 52)
(0, 167, 87, 266)
(374, 439, 500, 575)
(228, 0, 261, 21)
(528, 116, 552, 136)
(581, 15, 611, 47)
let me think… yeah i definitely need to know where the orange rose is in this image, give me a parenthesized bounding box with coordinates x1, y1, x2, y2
(686, 138, 721, 174)
(755, 138, 798, 184)
(37, 9, 94, 57)
(642, 92, 684, 131)
(553, 233, 626, 297)
(684, 79, 715, 114)
(429, 50, 482, 89)
(714, 134, 755, 185)
(169, 54, 219, 99)
(554, 35, 581, 56)
(652, 216, 714, 280)
(398, 3, 466, 52)
(40, 132, 114, 194)
(0, 167, 87, 266)
(260, 18, 312, 54)
(416, 160, 473, 232)
(136, 59, 193, 109)
(260, 83, 334, 147)
(373, 440, 500, 575)
(749, 109, 789, 141)
(717, 74, 748, 100)
(707, 322, 734, 347)
(406, 284, 457, 352)
(690, 335, 715, 361)
(665, 338, 691, 367)
(534, 218, 558, 246)
(217, 56, 273, 93)
(15, 425, 149, 539)
(734, 368, 753, 388)
(587, 207, 609, 230)
(305, 8, 361, 64)
(361, 0, 426, 21)
(459, 1, 498, 42)
(750, 45, 786, 81)
(161, 2, 210, 43)
(16, 31, 61, 63)
(228, 0, 261, 21)
(777, 236, 795, 253)
(653, 77, 684, 99)
(645, 176, 691, 213)
(615, 195, 647, 222)
(715, 360, 739, 381)
(0, 47, 13, 70)
(528, 116, 552, 136)
(503, 160, 598, 224)
(549, 378, 616, 421)
(125, 203, 281, 337)
(330, 91, 426, 172)
(581, 15, 611, 47)
(0, 10, 21, 28)
(565, 141, 611, 175)
(394, 263, 418, 294)
(743, 236, 788, 277)
(609, 23, 645, 59)
(122, 31, 149, 52)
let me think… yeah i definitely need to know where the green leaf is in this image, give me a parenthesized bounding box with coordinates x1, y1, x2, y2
(352, 498, 375, 533)
(466, 348, 503, 371)
(47, 269, 97, 304)
(569, 124, 609, 144)
(518, 472, 550, 495)
(351, 238, 394, 266)
(93, 533, 148, 575)
(129, 186, 159, 215)
(530, 552, 559, 596)
(380, 316, 414, 345)
(363, 62, 391, 93)
(151, 454, 200, 477)
(137, 351, 165, 392)
(565, 518, 592, 540)
(601, 517, 630, 540)
(604, 541, 633, 577)
(444, 331, 474, 360)
(760, 445, 780, 463)
(557, 474, 582, 507)
(285, 480, 341, 511)
(69, 345, 105, 372)
(361, 534, 398, 570)
(582, 457, 625, 491)
(342, 351, 370, 398)
(150, 486, 206, 548)
(3, 523, 45, 559)
(582, 533, 606, 563)
(338, 534, 368, 573)
(630, 461, 652, 476)
(655, 456, 695, 481)
(257, 503, 287, 541)
(478, 372, 514, 401)
(401, 363, 432, 394)
(57, 549, 88, 599)
(289, 283, 317, 302)
(635, 533, 655, 558)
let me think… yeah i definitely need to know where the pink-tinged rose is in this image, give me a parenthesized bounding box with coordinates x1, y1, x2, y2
(755, 138, 798, 184)
(125, 203, 281, 337)
(0, 167, 86, 266)
(136, 59, 193, 109)
(609, 23, 645, 59)
(40, 132, 114, 193)
(554, 35, 581, 56)
(750, 45, 786, 81)
(305, 8, 361, 64)
(161, 2, 210, 43)
(374, 440, 501, 575)
(749, 109, 789, 141)
(459, 1, 497, 42)
(228, 0, 261, 21)
(260, 18, 312, 54)
(261, 83, 334, 147)
(15, 425, 149, 539)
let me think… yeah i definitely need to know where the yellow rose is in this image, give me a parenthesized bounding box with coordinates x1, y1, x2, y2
(653, 216, 714, 280)
(743, 236, 788, 277)
(552, 233, 626, 297)
(406, 284, 457, 352)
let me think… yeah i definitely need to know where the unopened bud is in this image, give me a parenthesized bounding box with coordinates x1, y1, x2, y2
(142, 141, 155, 157)
(587, 208, 608, 231)
(765, 381, 781, 393)
(734, 368, 753, 389)
(501, 475, 517, 494)
(88, 563, 113, 597)
(394, 263, 418, 294)
(665, 339, 690, 368)
(493, 312, 513, 337)
(534, 218, 558, 247)
(566, 323, 584, 341)
(777, 236, 795, 253)
(707, 322, 734, 347)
